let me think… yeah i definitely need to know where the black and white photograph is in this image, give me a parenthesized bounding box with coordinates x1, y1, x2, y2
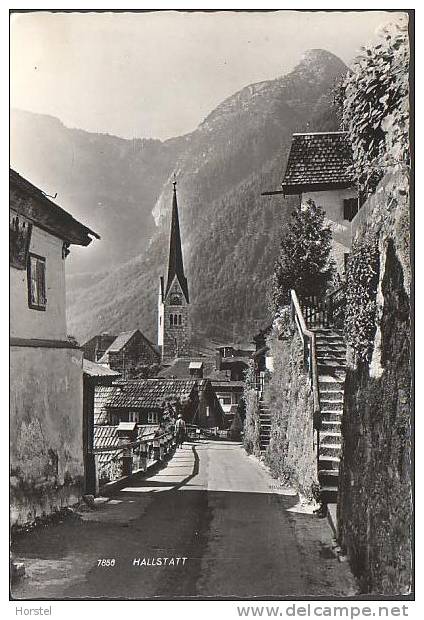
(9, 8, 413, 604)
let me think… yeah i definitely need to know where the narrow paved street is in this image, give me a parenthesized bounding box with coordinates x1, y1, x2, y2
(12, 440, 356, 599)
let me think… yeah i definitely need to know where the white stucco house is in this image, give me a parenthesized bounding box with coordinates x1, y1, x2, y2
(281, 131, 358, 276)
(10, 169, 99, 525)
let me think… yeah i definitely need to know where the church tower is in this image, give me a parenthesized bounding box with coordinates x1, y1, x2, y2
(158, 179, 190, 364)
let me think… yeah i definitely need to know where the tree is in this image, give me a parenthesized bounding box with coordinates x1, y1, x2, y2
(273, 199, 335, 309)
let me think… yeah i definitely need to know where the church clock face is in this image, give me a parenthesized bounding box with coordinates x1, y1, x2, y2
(170, 293, 182, 306)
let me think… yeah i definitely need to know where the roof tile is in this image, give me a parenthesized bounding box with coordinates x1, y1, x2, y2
(282, 132, 353, 191)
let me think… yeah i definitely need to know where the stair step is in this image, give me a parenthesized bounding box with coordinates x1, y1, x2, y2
(321, 421, 342, 431)
(318, 390, 344, 401)
(319, 380, 345, 390)
(320, 442, 341, 450)
(320, 402, 344, 413)
(318, 455, 340, 463)
(318, 469, 339, 477)
(320, 486, 338, 503)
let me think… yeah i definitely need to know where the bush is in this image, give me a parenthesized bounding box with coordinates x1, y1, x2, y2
(341, 19, 410, 196)
(344, 234, 380, 363)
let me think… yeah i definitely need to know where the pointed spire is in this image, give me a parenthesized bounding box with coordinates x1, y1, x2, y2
(165, 177, 189, 302)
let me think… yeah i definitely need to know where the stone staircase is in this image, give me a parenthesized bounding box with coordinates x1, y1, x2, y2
(259, 401, 271, 452)
(314, 328, 346, 505)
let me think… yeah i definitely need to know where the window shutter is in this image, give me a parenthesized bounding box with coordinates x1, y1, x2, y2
(37, 259, 46, 306)
(30, 257, 38, 304)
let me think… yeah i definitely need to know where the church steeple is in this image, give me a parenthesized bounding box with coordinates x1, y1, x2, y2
(165, 179, 189, 302)
(158, 178, 191, 363)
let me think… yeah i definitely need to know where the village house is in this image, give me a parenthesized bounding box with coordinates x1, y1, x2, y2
(94, 378, 200, 427)
(159, 353, 245, 429)
(82, 359, 121, 494)
(281, 131, 358, 276)
(10, 169, 99, 525)
(82, 332, 116, 363)
(93, 329, 160, 378)
(158, 359, 226, 429)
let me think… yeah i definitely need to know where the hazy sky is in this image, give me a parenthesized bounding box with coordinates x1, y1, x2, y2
(11, 10, 407, 141)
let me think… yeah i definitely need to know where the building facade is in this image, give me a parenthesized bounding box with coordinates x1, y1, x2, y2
(158, 181, 190, 364)
(10, 169, 99, 525)
(282, 132, 358, 276)
(95, 329, 160, 378)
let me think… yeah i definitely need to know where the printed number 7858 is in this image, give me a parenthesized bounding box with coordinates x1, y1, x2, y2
(98, 558, 116, 567)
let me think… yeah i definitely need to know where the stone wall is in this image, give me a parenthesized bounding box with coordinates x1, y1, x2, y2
(264, 313, 318, 500)
(338, 172, 412, 594)
(10, 346, 84, 525)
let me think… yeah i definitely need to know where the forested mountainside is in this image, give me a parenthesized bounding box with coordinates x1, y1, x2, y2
(11, 109, 188, 273)
(11, 49, 347, 344)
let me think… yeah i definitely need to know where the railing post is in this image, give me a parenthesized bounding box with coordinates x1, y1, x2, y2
(303, 335, 308, 371)
(122, 445, 132, 477)
(140, 442, 147, 472)
(153, 438, 160, 462)
(159, 436, 165, 461)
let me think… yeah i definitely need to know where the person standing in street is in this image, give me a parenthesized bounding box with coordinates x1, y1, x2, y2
(175, 414, 186, 448)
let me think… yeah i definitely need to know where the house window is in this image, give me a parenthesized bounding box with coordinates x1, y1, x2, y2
(343, 198, 358, 222)
(148, 411, 159, 424)
(206, 406, 210, 417)
(170, 314, 173, 326)
(27, 253, 47, 311)
(178, 314, 182, 326)
(221, 396, 232, 405)
(129, 411, 139, 423)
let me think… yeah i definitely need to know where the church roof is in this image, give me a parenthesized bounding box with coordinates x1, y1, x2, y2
(282, 132, 354, 194)
(165, 182, 189, 303)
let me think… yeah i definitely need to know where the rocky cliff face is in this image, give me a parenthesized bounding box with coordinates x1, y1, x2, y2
(11, 49, 347, 343)
(338, 172, 412, 595)
(11, 109, 187, 273)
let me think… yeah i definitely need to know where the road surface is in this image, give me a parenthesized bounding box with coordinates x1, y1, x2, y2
(12, 440, 356, 599)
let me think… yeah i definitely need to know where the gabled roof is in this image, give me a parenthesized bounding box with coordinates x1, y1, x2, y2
(83, 359, 121, 378)
(105, 378, 198, 410)
(107, 330, 139, 353)
(165, 182, 189, 303)
(10, 169, 100, 245)
(282, 132, 354, 194)
(97, 329, 159, 362)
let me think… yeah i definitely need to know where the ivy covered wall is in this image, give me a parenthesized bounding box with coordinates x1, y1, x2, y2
(338, 171, 411, 595)
(264, 312, 318, 500)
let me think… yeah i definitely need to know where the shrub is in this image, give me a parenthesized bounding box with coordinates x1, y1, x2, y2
(273, 199, 335, 310)
(341, 19, 410, 197)
(344, 234, 380, 363)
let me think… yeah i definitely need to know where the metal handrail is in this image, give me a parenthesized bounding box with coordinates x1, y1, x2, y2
(290, 290, 320, 423)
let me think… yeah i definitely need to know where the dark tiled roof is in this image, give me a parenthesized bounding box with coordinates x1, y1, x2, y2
(10, 168, 100, 245)
(158, 357, 231, 382)
(94, 425, 120, 451)
(282, 132, 354, 193)
(94, 386, 115, 424)
(105, 379, 198, 409)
